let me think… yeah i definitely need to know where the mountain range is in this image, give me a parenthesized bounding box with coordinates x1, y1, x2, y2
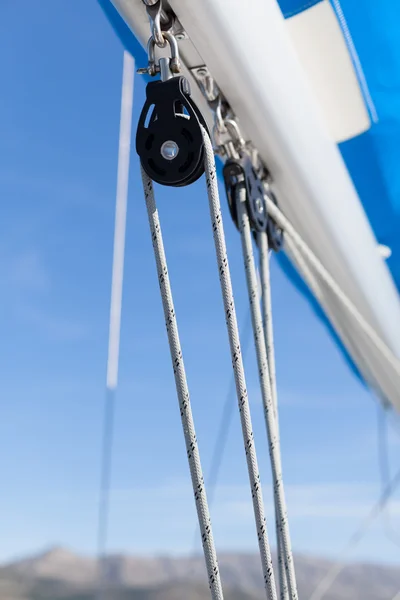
(0, 547, 399, 599)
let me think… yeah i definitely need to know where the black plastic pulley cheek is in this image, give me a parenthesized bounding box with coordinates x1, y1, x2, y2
(136, 76, 209, 187)
(265, 187, 284, 251)
(244, 158, 268, 233)
(222, 159, 244, 230)
(223, 154, 268, 233)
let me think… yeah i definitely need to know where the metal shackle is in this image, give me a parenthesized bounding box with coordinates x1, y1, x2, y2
(147, 31, 181, 76)
(224, 119, 246, 150)
(213, 118, 246, 159)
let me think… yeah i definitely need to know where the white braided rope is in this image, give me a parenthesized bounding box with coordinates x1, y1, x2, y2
(266, 199, 400, 377)
(236, 186, 297, 600)
(274, 513, 289, 600)
(257, 232, 278, 420)
(257, 231, 289, 600)
(141, 167, 224, 600)
(201, 126, 278, 600)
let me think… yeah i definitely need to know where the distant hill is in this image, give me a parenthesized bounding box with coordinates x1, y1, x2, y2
(0, 546, 399, 599)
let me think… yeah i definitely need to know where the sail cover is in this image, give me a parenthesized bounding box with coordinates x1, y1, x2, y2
(98, 0, 400, 390)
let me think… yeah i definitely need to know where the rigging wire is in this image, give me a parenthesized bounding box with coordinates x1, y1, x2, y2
(236, 186, 297, 600)
(96, 51, 134, 597)
(202, 125, 278, 600)
(308, 402, 400, 600)
(377, 402, 400, 549)
(309, 465, 400, 600)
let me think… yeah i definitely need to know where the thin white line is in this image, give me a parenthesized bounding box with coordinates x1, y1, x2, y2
(330, 0, 378, 123)
(106, 51, 135, 390)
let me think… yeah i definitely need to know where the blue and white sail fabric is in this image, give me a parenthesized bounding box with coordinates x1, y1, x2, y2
(273, 0, 400, 377)
(98, 0, 400, 381)
(278, 0, 400, 290)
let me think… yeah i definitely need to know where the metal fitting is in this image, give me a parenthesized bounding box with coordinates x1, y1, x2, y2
(138, 31, 181, 77)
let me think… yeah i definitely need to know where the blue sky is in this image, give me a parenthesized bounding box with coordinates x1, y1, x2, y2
(0, 1, 399, 567)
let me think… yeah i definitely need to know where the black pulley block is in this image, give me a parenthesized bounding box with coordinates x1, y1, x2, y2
(223, 154, 268, 233)
(136, 76, 209, 187)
